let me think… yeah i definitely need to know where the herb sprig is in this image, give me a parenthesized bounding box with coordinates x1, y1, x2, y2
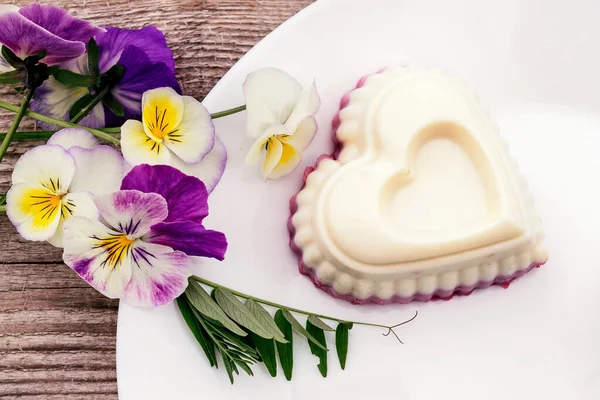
(177, 276, 418, 384)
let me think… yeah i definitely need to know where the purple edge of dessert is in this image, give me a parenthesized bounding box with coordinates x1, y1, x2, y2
(287, 69, 545, 305)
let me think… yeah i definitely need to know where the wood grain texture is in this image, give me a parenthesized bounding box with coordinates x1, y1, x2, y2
(0, 1, 313, 398)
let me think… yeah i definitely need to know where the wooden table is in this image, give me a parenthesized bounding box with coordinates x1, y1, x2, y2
(0, 1, 313, 398)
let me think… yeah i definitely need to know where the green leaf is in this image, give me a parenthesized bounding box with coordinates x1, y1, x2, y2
(274, 310, 293, 381)
(307, 315, 334, 332)
(251, 333, 277, 377)
(335, 323, 351, 370)
(281, 309, 328, 352)
(206, 320, 259, 359)
(87, 38, 100, 78)
(214, 288, 279, 340)
(102, 92, 125, 117)
(102, 64, 125, 84)
(245, 299, 287, 343)
(0, 69, 22, 85)
(2, 46, 22, 68)
(68, 94, 94, 121)
(184, 282, 246, 337)
(221, 354, 237, 384)
(233, 359, 254, 376)
(176, 296, 218, 368)
(306, 320, 328, 377)
(0, 192, 6, 206)
(53, 69, 95, 87)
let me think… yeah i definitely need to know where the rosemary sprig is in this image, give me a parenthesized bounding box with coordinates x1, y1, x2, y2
(178, 276, 418, 383)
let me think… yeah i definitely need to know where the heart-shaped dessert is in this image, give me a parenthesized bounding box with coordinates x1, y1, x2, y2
(289, 66, 547, 304)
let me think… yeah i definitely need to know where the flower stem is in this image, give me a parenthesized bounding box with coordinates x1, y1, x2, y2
(0, 129, 120, 142)
(0, 99, 120, 145)
(0, 205, 5, 212)
(70, 85, 111, 124)
(0, 89, 34, 163)
(210, 105, 246, 120)
(190, 275, 418, 337)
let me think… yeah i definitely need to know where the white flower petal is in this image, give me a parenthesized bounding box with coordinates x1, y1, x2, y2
(12, 145, 76, 190)
(47, 191, 100, 248)
(170, 136, 227, 193)
(32, 77, 89, 126)
(120, 119, 171, 166)
(123, 241, 192, 307)
(284, 81, 320, 133)
(244, 123, 288, 166)
(6, 183, 62, 241)
(47, 128, 99, 150)
(68, 145, 125, 194)
(282, 117, 318, 151)
(164, 96, 215, 165)
(94, 191, 168, 238)
(63, 216, 134, 299)
(243, 68, 303, 138)
(142, 87, 185, 140)
(261, 137, 283, 180)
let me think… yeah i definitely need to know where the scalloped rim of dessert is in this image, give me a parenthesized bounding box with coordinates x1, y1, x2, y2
(288, 66, 548, 304)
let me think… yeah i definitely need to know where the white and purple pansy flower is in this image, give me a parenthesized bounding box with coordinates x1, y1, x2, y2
(62, 164, 227, 307)
(5, 128, 125, 247)
(120, 87, 227, 193)
(0, 3, 104, 65)
(32, 26, 180, 128)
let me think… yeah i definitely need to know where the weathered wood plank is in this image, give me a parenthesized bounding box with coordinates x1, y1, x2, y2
(0, 1, 313, 398)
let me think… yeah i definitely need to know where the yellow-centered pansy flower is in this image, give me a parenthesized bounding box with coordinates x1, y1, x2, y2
(5, 129, 125, 246)
(120, 87, 227, 192)
(243, 68, 320, 179)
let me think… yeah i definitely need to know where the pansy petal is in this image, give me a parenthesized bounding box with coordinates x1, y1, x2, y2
(267, 142, 302, 180)
(284, 82, 320, 133)
(47, 191, 99, 248)
(63, 216, 133, 299)
(146, 221, 227, 261)
(245, 123, 288, 166)
(120, 119, 171, 166)
(94, 190, 168, 238)
(121, 164, 209, 224)
(110, 46, 181, 125)
(96, 26, 176, 73)
(68, 146, 125, 194)
(261, 137, 283, 180)
(282, 116, 318, 151)
(142, 87, 185, 140)
(123, 241, 191, 307)
(47, 128, 99, 150)
(243, 68, 303, 138)
(6, 183, 62, 241)
(164, 96, 215, 164)
(170, 136, 227, 193)
(12, 145, 76, 190)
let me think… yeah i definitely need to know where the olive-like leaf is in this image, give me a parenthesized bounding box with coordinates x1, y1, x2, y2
(185, 282, 246, 337)
(307, 315, 334, 332)
(0, 69, 22, 85)
(222, 354, 237, 384)
(251, 334, 277, 377)
(87, 38, 100, 78)
(214, 289, 278, 340)
(102, 92, 125, 117)
(274, 310, 293, 381)
(245, 299, 287, 343)
(68, 94, 93, 121)
(1, 46, 22, 68)
(306, 320, 328, 377)
(176, 296, 218, 368)
(53, 69, 95, 87)
(281, 309, 328, 352)
(335, 323, 351, 370)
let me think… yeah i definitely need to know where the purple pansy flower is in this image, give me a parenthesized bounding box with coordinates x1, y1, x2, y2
(0, 3, 104, 65)
(62, 165, 227, 307)
(32, 26, 180, 128)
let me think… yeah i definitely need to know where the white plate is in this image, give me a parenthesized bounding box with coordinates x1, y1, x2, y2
(117, 1, 600, 399)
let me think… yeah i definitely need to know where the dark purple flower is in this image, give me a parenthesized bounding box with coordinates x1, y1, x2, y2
(31, 26, 180, 128)
(0, 4, 103, 65)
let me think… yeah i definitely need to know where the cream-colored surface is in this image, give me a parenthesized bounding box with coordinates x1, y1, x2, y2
(292, 66, 547, 300)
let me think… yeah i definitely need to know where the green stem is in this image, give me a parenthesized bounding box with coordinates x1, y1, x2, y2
(0, 205, 5, 213)
(0, 99, 119, 145)
(0, 89, 34, 163)
(70, 85, 111, 124)
(190, 276, 418, 333)
(0, 129, 120, 142)
(210, 105, 246, 119)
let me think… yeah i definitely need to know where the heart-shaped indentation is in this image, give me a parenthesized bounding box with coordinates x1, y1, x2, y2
(317, 71, 525, 266)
